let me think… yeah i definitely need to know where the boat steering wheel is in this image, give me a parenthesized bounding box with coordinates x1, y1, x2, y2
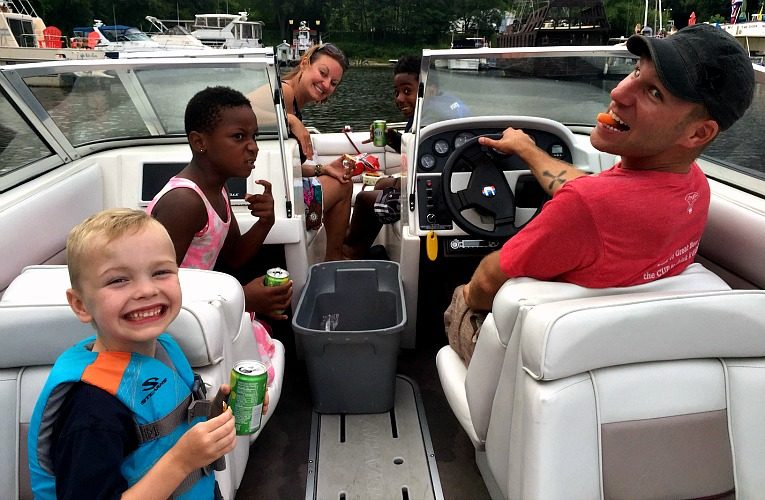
(441, 134, 547, 239)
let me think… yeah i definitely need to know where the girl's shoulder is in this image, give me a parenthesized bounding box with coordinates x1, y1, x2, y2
(149, 177, 208, 217)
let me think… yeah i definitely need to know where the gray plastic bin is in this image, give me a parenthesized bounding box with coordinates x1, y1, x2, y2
(292, 260, 406, 413)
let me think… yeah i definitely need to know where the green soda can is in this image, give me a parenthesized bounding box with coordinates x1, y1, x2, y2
(264, 267, 290, 315)
(372, 120, 387, 147)
(264, 267, 290, 287)
(229, 360, 268, 435)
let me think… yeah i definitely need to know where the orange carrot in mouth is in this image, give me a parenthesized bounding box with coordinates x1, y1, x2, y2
(597, 112, 618, 126)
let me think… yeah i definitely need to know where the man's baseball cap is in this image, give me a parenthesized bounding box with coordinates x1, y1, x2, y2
(626, 24, 755, 131)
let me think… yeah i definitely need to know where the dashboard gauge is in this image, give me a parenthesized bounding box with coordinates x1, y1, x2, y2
(420, 153, 437, 171)
(549, 143, 565, 159)
(454, 132, 474, 149)
(434, 139, 450, 155)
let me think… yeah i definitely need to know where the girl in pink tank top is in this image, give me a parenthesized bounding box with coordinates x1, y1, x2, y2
(148, 87, 294, 384)
(147, 177, 230, 270)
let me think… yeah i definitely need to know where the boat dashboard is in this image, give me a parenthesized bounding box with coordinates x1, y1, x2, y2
(410, 116, 597, 240)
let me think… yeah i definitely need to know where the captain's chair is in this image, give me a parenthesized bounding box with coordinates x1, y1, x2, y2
(437, 263, 731, 449)
(0, 266, 284, 500)
(479, 289, 765, 499)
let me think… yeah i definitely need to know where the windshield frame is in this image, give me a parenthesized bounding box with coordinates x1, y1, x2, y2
(0, 51, 287, 192)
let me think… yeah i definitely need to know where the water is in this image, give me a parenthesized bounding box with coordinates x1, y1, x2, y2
(300, 66, 403, 133)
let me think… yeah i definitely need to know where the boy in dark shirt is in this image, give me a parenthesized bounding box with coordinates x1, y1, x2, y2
(343, 55, 419, 259)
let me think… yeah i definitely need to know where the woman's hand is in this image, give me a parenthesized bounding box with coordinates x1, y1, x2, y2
(321, 156, 352, 184)
(288, 114, 314, 159)
(245, 180, 275, 226)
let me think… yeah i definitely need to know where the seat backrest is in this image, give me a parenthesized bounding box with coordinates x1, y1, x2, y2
(483, 289, 765, 499)
(465, 263, 730, 446)
(0, 265, 253, 500)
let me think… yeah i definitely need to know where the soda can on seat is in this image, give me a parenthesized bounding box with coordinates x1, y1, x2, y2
(372, 120, 386, 147)
(229, 360, 268, 435)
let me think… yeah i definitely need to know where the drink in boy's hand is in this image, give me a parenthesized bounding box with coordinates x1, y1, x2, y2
(372, 120, 386, 147)
(229, 360, 268, 435)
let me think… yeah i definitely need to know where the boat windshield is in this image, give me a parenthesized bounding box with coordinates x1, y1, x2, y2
(420, 47, 765, 188)
(0, 55, 280, 181)
(100, 27, 153, 43)
(420, 48, 637, 129)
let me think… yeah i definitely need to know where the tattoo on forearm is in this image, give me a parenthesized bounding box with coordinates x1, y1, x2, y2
(542, 170, 567, 190)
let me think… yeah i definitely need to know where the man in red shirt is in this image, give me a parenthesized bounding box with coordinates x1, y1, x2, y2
(463, 24, 755, 311)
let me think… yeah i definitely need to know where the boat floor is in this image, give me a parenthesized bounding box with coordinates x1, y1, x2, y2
(235, 320, 490, 499)
(307, 375, 441, 500)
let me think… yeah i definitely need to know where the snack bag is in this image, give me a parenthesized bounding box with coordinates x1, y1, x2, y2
(343, 153, 381, 177)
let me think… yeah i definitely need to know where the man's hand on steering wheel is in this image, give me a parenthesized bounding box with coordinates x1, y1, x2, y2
(478, 126, 537, 157)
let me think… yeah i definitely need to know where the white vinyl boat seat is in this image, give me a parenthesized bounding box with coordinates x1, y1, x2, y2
(481, 289, 765, 499)
(0, 265, 284, 500)
(436, 263, 731, 449)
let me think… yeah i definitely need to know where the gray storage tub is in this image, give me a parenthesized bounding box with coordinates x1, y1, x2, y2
(292, 261, 406, 413)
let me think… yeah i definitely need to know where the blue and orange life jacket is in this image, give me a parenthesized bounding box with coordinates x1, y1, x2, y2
(28, 333, 216, 499)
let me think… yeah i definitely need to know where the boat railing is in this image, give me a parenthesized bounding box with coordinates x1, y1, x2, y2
(1, 0, 38, 18)
(16, 33, 38, 48)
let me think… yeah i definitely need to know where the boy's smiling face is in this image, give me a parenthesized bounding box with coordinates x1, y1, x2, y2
(66, 223, 181, 356)
(393, 72, 418, 119)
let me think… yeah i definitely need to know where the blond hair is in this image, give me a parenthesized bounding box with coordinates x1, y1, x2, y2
(66, 208, 166, 289)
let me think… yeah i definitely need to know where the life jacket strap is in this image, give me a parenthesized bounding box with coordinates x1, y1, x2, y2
(135, 372, 208, 443)
(135, 394, 193, 443)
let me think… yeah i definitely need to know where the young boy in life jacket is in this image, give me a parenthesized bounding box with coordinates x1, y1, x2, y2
(28, 208, 237, 499)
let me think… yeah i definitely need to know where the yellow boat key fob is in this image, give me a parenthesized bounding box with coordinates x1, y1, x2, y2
(426, 231, 438, 261)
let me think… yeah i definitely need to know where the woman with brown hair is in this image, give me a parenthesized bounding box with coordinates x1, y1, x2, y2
(283, 43, 353, 261)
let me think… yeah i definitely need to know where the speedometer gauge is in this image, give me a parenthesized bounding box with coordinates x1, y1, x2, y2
(454, 132, 474, 149)
(434, 139, 450, 155)
(420, 154, 436, 171)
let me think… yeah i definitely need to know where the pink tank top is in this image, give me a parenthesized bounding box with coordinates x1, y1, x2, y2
(147, 177, 230, 270)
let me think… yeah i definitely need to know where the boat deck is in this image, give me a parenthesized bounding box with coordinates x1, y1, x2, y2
(235, 318, 490, 499)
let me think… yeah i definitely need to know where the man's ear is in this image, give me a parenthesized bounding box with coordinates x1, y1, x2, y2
(66, 288, 93, 325)
(681, 118, 719, 149)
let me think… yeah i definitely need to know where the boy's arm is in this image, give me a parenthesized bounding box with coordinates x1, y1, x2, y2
(121, 410, 236, 500)
(52, 384, 135, 499)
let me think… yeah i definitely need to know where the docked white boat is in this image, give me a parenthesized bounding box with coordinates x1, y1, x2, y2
(190, 12, 264, 49)
(1, 43, 765, 499)
(0, 0, 103, 64)
(721, 14, 765, 58)
(144, 16, 211, 51)
(447, 37, 489, 70)
(72, 20, 213, 55)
